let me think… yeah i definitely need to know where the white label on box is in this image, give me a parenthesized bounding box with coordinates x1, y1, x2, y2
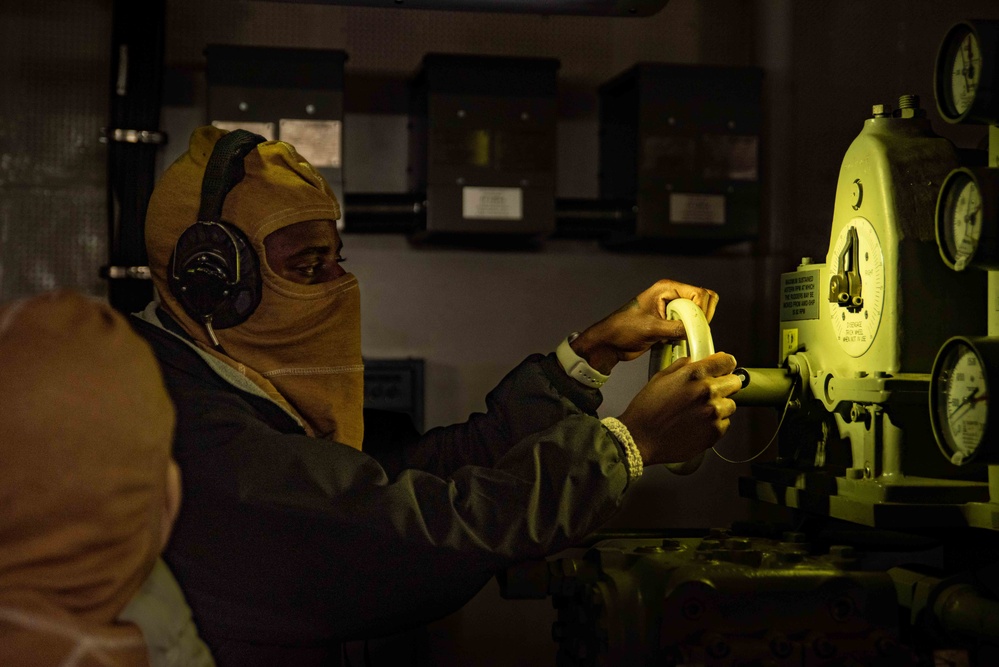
(278, 119, 342, 168)
(462, 187, 523, 220)
(669, 193, 726, 225)
(211, 121, 276, 140)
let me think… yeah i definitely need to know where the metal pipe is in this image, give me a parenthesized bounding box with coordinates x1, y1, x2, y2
(733, 367, 795, 407)
(934, 583, 999, 642)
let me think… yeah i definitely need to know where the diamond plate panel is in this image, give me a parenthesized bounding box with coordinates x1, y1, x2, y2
(0, 0, 111, 300)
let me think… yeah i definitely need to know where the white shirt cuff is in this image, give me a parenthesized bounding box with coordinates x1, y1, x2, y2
(600, 416, 643, 482)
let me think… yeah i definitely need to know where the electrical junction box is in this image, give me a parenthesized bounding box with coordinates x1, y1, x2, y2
(205, 45, 347, 227)
(598, 63, 763, 247)
(408, 54, 559, 241)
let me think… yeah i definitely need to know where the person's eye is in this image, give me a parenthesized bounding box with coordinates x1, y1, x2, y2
(335, 255, 347, 264)
(296, 263, 322, 278)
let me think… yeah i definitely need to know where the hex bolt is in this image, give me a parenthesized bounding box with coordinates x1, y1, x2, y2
(829, 545, 855, 559)
(876, 636, 898, 656)
(705, 633, 730, 659)
(872, 103, 891, 117)
(725, 537, 751, 550)
(769, 634, 792, 658)
(660, 539, 683, 551)
(813, 636, 837, 659)
(829, 595, 854, 621)
(681, 598, 703, 620)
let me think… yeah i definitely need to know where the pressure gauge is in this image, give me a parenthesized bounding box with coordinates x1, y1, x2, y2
(934, 20, 999, 125)
(936, 167, 999, 271)
(826, 217, 884, 357)
(930, 336, 999, 466)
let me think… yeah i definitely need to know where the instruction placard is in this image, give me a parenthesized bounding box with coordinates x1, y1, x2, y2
(780, 270, 820, 321)
(462, 187, 523, 220)
(279, 119, 342, 168)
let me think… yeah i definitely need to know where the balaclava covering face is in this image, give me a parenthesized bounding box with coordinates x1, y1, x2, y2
(0, 291, 176, 666)
(146, 126, 364, 449)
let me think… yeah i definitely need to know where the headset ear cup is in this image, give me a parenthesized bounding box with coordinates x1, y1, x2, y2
(168, 221, 262, 329)
(167, 129, 267, 333)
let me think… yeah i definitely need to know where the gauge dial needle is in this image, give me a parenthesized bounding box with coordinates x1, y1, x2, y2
(965, 204, 981, 225)
(958, 42, 972, 92)
(950, 387, 987, 423)
(966, 39, 977, 82)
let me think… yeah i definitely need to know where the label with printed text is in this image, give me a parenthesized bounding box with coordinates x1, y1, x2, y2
(780, 270, 820, 321)
(462, 187, 523, 220)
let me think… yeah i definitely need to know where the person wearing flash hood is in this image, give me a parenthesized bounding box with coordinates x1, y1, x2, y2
(130, 125, 742, 665)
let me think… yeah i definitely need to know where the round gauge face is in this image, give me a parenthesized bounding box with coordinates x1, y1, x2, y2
(948, 29, 982, 116)
(826, 217, 885, 357)
(934, 341, 989, 465)
(939, 172, 983, 271)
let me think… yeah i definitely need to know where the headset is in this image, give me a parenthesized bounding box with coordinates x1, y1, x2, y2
(168, 129, 266, 346)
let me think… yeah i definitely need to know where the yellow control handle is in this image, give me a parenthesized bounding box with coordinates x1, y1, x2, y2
(648, 298, 716, 476)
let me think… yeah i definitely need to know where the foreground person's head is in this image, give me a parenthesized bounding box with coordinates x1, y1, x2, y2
(0, 291, 179, 665)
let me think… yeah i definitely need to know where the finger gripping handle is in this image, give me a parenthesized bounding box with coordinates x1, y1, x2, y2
(649, 298, 716, 378)
(665, 298, 715, 364)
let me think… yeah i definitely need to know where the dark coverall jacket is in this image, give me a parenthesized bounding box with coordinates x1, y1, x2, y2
(130, 307, 635, 666)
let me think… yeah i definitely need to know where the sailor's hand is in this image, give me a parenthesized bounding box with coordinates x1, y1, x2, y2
(617, 352, 740, 465)
(570, 280, 719, 374)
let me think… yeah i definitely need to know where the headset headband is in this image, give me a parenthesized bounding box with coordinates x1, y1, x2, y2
(198, 129, 267, 224)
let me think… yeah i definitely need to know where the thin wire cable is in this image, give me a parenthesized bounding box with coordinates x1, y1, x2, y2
(711, 376, 799, 464)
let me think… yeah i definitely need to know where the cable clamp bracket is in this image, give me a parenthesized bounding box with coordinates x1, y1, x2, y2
(100, 128, 167, 145)
(100, 265, 152, 280)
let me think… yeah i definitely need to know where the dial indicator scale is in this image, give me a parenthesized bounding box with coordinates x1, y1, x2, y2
(934, 20, 999, 125)
(826, 217, 885, 357)
(931, 337, 999, 466)
(936, 167, 999, 271)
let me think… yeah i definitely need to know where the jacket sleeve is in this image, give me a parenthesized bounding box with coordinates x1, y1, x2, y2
(157, 347, 632, 647)
(366, 353, 605, 480)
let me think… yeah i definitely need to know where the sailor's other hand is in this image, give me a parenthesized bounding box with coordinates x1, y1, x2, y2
(570, 279, 719, 374)
(617, 352, 741, 466)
